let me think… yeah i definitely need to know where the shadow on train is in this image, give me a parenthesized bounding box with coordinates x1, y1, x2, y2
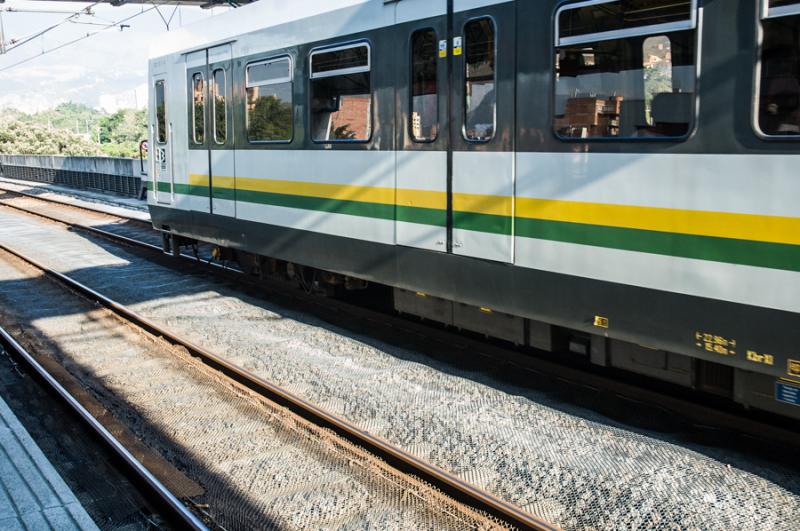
(1, 216, 798, 502)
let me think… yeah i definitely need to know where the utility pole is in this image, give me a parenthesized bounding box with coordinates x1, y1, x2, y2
(0, 13, 6, 55)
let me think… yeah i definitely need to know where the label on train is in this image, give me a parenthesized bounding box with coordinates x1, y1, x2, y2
(775, 380, 800, 407)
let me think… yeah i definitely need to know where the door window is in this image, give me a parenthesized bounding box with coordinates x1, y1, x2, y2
(192, 72, 205, 144)
(212, 68, 227, 144)
(411, 29, 439, 142)
(155, 80, 167, 144)
(464, 18, 496, 142)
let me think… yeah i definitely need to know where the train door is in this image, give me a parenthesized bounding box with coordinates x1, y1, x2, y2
(396, 0, 449, 252)
(186, 51, 211, 213)
(449, 2, 515, 263)
(207, 44, 235, 217)
(186, 45, 235, 217)
(151, 75, 173, 205)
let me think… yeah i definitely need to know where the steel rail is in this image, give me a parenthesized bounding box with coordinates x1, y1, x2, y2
(0, 182, 150, 225)
(0, 324, 209, 531)
(0, 240, 559, 531)
(0, 190, 239, 272)
(0, 198, 161, 252)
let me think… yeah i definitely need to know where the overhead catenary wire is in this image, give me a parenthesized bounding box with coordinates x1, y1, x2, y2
(0, 4, 159, 73)
(1, 1, 102, 55)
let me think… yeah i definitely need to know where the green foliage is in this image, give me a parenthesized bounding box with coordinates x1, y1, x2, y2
(98, 108, 147, 145)
(1, 102, 104, 133)
(97, 108, 148, 157)
(0, 108, 28, 124)
(0, 103, 147, 158)
(643, 65, 673, 108)
(193, 102, 205, 143)
(214, 95, 226, 143)
(99, 141, 142, 158)
(247, 95, 292, 141)
(0, 121, 101, 156)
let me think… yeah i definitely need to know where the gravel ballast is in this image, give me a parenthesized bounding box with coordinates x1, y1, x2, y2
(0, 205, 798, 530)
(0, 246, 500, 531)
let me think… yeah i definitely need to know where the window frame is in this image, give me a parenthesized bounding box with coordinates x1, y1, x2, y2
(244, 54, 294, 145)
(552, 0, 701, 143)
(191, 71, 206, 146)
(555, 0, 699, 47)
(155, 80, 167, 145)
(310, 41, 371, 80)
(753, 0, 800, 140)
(763, 0, 800, 19)
(462, 15, 498, 144)
(308, 40, 373, 144)
(212, 67, 228, 146)
(409, 27, 440, 144)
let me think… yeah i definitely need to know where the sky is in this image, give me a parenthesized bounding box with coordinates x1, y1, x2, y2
(0, 0, 229, 113)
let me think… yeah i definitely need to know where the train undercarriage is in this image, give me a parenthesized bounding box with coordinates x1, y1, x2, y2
(162, 230, 800, 422)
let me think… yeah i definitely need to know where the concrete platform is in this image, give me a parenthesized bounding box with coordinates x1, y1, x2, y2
(0, 395, 99, 530)
(0, 177, 149, 222)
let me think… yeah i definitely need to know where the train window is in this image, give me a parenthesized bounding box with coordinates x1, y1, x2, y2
(155, 80, 166, 144)
(554, 0, 697, 140)
(310, 43, 371, 142)
(192, 72, 205, 144)
(212, 68, 227, 144)
(757, 1, 800, 136)
(411, 29, 439, 142)
(246, 57, 293, 143)
(558, 0, 694, 41)
(464, 18, 496, 142)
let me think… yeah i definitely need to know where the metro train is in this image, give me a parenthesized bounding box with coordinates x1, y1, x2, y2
(147, 0, 800, 420)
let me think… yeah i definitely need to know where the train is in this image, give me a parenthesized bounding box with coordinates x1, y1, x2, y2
(147, 0, 800, 420)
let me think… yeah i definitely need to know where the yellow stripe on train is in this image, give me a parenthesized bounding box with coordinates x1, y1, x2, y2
(186, 174, 800, 246)
(516, 197, 800, 246)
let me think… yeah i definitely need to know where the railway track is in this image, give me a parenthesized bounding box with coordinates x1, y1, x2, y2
(0, 318, 209, 530)
(0, 184, 797, 452)
(0, 184, 799, 529)
(0, 191, 555, 530)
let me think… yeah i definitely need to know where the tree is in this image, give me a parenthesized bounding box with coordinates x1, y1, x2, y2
(0, 121, 101, 156)
(643, 64, 673, 112)
(0, 108, 28, 125)
(98, 108, 147, 157)
(28, 102, 103, 133)
(1, 103, 149, 158)
(247, 95, 292, 141)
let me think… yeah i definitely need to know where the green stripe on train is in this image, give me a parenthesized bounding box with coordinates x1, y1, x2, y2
(516, 218, 800, 273)
(150, 186, 800, 272)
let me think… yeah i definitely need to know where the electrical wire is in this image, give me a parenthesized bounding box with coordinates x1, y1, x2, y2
(2, 2, 102, 54)
(0, 5, 159, 73)
(67, 19, 118, 27)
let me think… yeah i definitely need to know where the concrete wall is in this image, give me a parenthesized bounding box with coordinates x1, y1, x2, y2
(0, 155, 145, 197)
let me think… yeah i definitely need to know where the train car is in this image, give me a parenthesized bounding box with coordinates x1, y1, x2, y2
(147, 0, 800, 420)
